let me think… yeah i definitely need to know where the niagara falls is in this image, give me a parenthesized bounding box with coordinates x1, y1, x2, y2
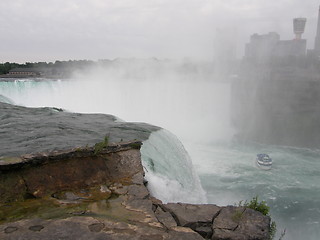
(1, 1, 320, 240)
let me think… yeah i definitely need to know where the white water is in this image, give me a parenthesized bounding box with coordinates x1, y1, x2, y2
(141, 129, 206, 204)
(1, 75, 320, 240)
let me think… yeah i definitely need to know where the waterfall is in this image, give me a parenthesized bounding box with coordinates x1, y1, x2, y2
(0, 94, 14, 104)
(0, 78, 207, 204)
(141, 129, 207, 203)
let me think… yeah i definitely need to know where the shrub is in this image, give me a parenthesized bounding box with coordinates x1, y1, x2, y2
(238, 196, 285, 240)
(244, 196, 270, 216)
(94, 135, 109, 155)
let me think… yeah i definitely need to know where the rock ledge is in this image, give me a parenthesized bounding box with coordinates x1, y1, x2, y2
(0, 141, 270, 240)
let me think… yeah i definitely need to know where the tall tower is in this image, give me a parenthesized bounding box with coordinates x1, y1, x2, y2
(315, 6, 320, 50)
(293, 18, 307, 40)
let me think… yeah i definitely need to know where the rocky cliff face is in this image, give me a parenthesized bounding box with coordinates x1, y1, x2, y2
(0, 142, 270, 240)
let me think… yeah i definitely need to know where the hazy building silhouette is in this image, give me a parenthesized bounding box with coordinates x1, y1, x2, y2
(314, 6, 320, 51)
(244, 18, 307, 63)
(293, 18, 307, 40)
(245, 32, 280, 62)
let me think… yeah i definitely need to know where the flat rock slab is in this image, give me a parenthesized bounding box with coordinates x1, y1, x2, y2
(0, 216, 204, 240)
(154, 206, 177, 229)
(161, 203, 221, 226)
(159, 203, 220, 238)
(0, 101, 160, 157)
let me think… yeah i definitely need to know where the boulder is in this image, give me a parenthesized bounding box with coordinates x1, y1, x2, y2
(161, 203, 221, 226)
(160, 203, 220, 238)
(154, 206, 177, 229)
(212, 206, 270, 240)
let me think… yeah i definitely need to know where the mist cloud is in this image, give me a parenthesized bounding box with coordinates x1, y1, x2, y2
(0, 0, 318, 62)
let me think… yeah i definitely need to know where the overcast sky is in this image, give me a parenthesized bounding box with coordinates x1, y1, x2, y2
(0, 0, 319, 63)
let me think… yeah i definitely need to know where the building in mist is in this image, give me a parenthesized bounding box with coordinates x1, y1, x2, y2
(232, 7, 320, 150)
(314, 6, 320, 51)
(8, 68, 41, 77)
(244, 32, 280, 61)
(244, 18, 307, 63)
(308, 5, 320, 59)
(274, 39, 307, 57)
(293, 18, 307, 40)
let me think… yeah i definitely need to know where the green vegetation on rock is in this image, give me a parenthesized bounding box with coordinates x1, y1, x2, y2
(94, 136, 109, 155)
(244, 196, 270, 216)
(231, 208, 244, 223)
(237, 196, 284, 240)
(129, 142, 142, 149)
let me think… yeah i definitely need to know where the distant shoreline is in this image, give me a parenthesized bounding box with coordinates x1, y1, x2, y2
(0, 74, 41, 78)
(0, 74, 66, 80)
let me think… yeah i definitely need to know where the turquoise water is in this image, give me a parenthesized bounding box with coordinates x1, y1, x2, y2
(1, 77, 320, 239)
(186, 141, 320, 240)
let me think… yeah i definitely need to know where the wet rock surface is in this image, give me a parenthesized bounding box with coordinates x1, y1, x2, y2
(0, 101, 160, 157)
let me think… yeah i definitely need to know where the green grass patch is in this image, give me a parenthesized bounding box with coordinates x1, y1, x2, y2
(94, 135, 109, 155)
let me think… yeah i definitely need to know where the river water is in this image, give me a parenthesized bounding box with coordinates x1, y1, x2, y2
(0, 76, 319, 240)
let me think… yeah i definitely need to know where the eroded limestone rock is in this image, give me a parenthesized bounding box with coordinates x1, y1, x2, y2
(0, 142, 143, 203)
(212, 206, 270, 240)
(160, 202, 220, 238)
(154, 206, 177, 229)
(0, 141, 270, 240)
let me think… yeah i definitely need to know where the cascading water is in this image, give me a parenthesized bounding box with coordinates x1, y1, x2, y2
(0, 94, 14, 104)
(0, 77, 208, 204)
(141, 129, 206, 203)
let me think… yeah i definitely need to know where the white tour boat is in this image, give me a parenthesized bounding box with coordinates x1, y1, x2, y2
(256, 153, 272, 170)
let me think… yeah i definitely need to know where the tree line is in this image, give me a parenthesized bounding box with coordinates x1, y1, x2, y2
(0, 60, 95, 74)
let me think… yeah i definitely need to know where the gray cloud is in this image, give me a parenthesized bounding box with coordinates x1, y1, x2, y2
(0, 0, 319, 62)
